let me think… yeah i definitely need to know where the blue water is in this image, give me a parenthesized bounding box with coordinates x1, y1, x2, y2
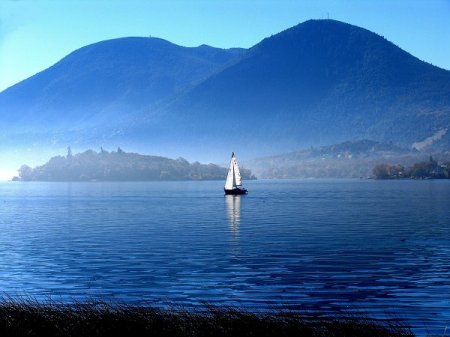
(0, 179, 449, 334)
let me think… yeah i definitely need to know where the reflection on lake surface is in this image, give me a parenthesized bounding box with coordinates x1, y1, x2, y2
(225, 195, 241, 236)
(0, 179, 449, 335)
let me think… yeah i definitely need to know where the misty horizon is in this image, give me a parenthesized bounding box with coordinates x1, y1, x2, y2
(1, 18, 449, 180)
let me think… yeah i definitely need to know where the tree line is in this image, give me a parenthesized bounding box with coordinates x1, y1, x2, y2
(373, 156, 450, 179)
(14, 147, 255, 182)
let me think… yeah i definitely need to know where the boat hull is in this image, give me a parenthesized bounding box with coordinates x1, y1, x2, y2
(224, 187, 248, 195)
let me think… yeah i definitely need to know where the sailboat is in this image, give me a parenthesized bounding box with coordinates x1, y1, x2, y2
(224, 152, 248, 195)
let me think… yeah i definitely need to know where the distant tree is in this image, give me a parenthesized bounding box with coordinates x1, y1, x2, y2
(373, 164, 389, 179)
(443, 162, 450, 178)
(18, 165, 34, 181)
(373, 163, 405, 179)
(15, 148, 255, 181)
(409, 158, 438, 178)
(117, 147, 124, 154)
(67, 146, 73, 158)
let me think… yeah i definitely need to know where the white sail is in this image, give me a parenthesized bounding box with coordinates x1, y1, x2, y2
(224, 156, 235, 190)
(233, 156, 242, 186)
(225, 152, 245, 191)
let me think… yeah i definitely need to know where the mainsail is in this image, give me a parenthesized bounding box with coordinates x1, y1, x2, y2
(233, 156, 242, 186)
(224, 152, 242, 189)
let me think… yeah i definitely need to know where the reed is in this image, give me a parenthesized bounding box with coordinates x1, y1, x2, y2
(0, 298, 414, 337)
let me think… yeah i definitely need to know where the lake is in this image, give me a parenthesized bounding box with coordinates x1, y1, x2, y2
(0, 179, 449, 334)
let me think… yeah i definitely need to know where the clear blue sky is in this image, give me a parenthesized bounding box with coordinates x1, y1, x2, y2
(0, 0, 449, 92)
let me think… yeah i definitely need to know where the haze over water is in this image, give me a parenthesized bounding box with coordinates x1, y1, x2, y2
(0, 179, 449, 335)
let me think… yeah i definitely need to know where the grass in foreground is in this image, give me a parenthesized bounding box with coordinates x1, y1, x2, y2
(0, 299, 414, 337)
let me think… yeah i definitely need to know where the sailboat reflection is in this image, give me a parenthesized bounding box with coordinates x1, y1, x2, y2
(225, 195, 241, 237)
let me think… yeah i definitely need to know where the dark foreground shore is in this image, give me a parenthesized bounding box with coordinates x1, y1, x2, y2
(0, 299, 414, 337)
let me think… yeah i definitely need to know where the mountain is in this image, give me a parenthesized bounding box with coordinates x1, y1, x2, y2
(247, 140, 450, 178)
(1, 19, 449, 168)
(0, 37, 243, 146)
(160, 20, 450, 157)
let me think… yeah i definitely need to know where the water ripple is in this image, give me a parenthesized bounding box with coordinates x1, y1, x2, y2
(0, 180, 449, 335)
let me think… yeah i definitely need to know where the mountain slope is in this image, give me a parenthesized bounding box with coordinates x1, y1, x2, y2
(158, 19, 450, 157)
(0, 37, 243, 128)
(246, 140, 450, 178)
(0, 19, 449, 167)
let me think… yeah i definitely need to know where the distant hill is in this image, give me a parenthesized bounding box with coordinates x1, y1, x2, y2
(162, 20, 450, 157)
(0, 37, 243, 148)
(0, 19, 449, 167)
(247, 140, 450, 178)
(15, 148, 255, 181)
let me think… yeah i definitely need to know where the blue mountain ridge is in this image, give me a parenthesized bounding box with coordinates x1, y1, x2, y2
(0, 19, 449, 165)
